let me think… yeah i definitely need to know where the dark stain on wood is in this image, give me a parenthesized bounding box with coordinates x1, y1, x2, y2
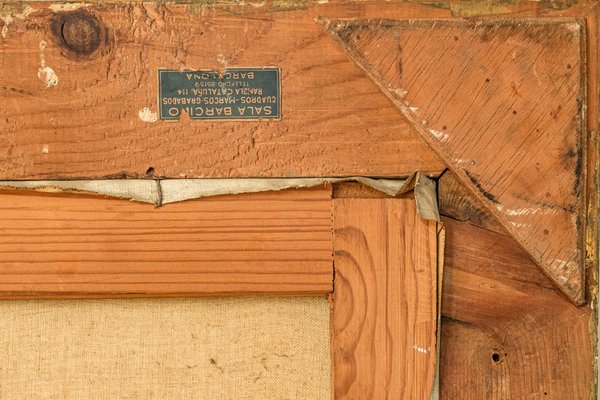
(574, 144, 584, 197)
(437, 170, 507, 234)
(51, 11, 106, 58)
(464, 170, 500, 204)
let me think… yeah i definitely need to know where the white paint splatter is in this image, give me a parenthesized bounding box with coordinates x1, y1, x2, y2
(509, 221, 528, 229)
(429, 129, 449, 143)
(41, 145, 49, 154)
(505, 208, 537, 216)
(390, 87, 408, 98)
(248, 0, 267, 7)
(217, 53, 228, 67)
(413, 345, 431, 354)
(37, 41, 59, 88)
(48, 3, 90, 12)
(1, 5, 35, 39)
(565, 21, 582, 35)
(138, 107, 158, 123)
(497, 205, 558, 217)
(39, 67, 59, 87)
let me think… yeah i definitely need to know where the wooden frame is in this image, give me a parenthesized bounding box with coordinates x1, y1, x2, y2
(0, 184, 442, 398)
(0, 0, 598, 398)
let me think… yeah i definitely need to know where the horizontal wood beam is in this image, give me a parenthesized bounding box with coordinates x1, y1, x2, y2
(0, 186, 334, 297)
(0, 2, 448, 179)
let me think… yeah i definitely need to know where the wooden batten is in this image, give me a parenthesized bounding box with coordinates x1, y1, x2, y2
(0, 186, 334, 297)
(332, 198, 439, 399)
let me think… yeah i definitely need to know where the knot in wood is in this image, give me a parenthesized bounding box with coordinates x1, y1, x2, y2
(59, 13, 101, 55)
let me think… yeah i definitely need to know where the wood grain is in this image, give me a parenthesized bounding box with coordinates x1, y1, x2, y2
(332, 181, 413, 199)
(438, 170, 507, 234)
(0, 2, 445, 179)
(0, 186, 333, 297)
(332, 199, 438, 399)
(321, 17, 587, 304)
(440, 217, 594, 399)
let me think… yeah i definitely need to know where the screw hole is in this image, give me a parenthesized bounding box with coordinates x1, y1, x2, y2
(491, 352, 501, 363)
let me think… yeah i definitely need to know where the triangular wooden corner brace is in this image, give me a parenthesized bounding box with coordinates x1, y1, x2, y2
(317, 17, 587, 305)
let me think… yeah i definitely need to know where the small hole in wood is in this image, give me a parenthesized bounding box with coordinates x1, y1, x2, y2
(512, 110, 518, 115)
(491, 352, 501, 363)
(566, 64, 572, 69)
(146, 167, 155, 176)
(453, 36, 459, 41)
(485, 78, 491, 83)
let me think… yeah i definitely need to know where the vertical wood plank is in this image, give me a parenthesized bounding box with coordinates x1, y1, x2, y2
(332, 199, 438, 399)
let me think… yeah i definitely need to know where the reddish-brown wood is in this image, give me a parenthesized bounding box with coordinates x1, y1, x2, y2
(0, 1, 597, 397)
(0, 187, 333, 297)
(332, 181, 413, 199)
(438, 170, 507, 235)
(440, 217, 594, 399)
(0, 2, 446, 180)
(1, 1, 596, 305)
(332, 199, 439, 399)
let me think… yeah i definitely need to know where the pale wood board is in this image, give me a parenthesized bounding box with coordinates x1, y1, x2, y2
(332, 198, 438, 399)
(0, 186, 333, 297)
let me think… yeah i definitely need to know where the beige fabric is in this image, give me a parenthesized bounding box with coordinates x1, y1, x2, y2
(0, 296, 331, 400)
(0, 173, 440, 221)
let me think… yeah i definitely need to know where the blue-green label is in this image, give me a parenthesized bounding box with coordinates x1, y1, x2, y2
(158, 68, 281, 121)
